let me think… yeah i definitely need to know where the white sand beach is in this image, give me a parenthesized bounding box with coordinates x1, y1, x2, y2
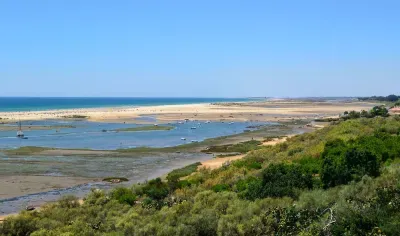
(0, 100, 378, 124)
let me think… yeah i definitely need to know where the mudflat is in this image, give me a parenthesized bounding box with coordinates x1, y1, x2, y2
(0, 175, 97, 199)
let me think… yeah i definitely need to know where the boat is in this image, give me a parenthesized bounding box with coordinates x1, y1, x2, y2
(191, 127, 197, 129)
(181, 138, 186, 140)
(16, 120, 25, 138)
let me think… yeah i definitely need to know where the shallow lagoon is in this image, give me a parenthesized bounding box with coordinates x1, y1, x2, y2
(0, 119, 271, 150)
(0, 119, 274, 214)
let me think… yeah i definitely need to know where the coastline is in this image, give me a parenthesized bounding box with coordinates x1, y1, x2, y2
(0, 99, 379, 217)
(0, 100, 378, 124)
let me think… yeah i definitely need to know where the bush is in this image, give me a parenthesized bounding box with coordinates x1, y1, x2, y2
(166, 162, 201, 183)
(110, 187, 136, 206)
(211, 184, 230, 192)
(321, 140, 380, 188)
(370, 105, 389, 117)
(0, 213, 38, 236)
(232, 159, 262, 170)
(241, 163, 313, 200)
(203, 140, 262, 154)
(142, 178, 169, 200)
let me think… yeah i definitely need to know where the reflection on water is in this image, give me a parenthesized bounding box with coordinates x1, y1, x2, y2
(0, 120, 271, 150)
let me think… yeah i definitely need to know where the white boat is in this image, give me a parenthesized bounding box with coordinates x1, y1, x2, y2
(181, 138, 186, 140)
(205, 121, 211, 124)
(16, 120, 25, 138)
(191, 127, 197, 129)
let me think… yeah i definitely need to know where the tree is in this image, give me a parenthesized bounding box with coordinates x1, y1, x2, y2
(370, 106, 389, 117)
(246, 163, 313, 199)
(387, 94, 399, 102)
(320, 140, 380, 188)
(142, 178, 169, 200)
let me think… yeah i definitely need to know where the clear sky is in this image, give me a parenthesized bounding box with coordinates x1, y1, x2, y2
(0, 0, 399, 97)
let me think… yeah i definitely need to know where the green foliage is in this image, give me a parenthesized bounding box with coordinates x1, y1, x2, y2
(358, 94, 400, 102)
(0, 212, 38, 236)
(211, 183, 230, 192)
(240, 163, 313, 200)
(370, 105, 389, 117)
(343, 106, 388, 120)
(110, 187, 136, 206)
(203, 140, 262, 153)
(294, 156, 322, 174)
(142, 178, 169, 200)
(166, 162, 201, 182)
(4, 116, 400, 235)
(320, 140, 380, 188)
(57, 195, 81, 208)
(232, 158, 262, 170)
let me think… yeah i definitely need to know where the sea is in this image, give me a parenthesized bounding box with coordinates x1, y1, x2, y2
(0, 97, 256, 112)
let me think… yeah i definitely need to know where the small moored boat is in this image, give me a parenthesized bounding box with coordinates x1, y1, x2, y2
(17, 120, 25, 138)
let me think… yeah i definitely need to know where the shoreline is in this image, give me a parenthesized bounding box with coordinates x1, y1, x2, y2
(0, 132, 299, 219)
(0, 100, 379, 124)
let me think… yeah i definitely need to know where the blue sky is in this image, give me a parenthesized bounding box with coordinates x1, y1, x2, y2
(0, 0, 399, 97)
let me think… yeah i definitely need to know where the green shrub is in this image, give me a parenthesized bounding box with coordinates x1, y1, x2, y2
(288, 147, 303, 156)
(241, 163, 313, 200)
(232, 159, 262, 170)
(110, 187, 136, 206)
(320, 140, 380, 188)
(211, 184, 230, 192)
(166, 162, 201, 183)
(294, 156, 322, 174)
(142, 178, 169, 200)
(0, 213, 38, 236)
(203, 140, 262, 153)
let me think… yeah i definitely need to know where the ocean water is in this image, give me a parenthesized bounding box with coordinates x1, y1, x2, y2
(0, 97, 254, 112)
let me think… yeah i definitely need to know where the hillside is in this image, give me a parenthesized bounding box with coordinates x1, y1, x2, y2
(2, 116, 400, 235)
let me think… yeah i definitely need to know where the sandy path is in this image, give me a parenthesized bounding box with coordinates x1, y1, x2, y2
(261, 135, 295, 146)
(200, 135, 292, 170)
(199, 155, 246, 170)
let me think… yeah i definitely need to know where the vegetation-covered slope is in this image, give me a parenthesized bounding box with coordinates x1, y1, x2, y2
(2, 116, 400, 236)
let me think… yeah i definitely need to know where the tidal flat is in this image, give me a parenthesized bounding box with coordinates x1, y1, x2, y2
(0, 119, 302, 214)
